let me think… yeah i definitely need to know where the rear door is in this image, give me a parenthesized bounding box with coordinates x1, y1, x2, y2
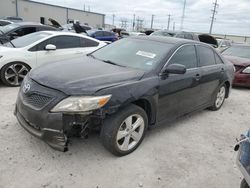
(102, 31, 114, 42)
(35, 35, 83, 66)
(157, 44, 202, 122)
(80, 37, 100, 54)
(196, 45, 225, 105)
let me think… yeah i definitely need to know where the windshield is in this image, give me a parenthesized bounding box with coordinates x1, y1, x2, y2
(91, 38, 173, 71)
(222, 45, 250, 59)
(0, 23, 19, 34)
(10, 32, 51, 48)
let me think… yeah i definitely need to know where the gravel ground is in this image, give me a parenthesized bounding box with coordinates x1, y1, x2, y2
(0, 83, 249, 188)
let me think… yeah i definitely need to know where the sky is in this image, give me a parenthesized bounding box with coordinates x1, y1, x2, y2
(33, 0, 250, 36)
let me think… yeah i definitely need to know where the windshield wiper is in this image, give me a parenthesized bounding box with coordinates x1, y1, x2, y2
(102, 60, 126, 67)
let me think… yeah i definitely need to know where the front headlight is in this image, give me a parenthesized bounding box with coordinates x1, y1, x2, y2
(242, 67, 250, 74)
(51, 95, 112, 113)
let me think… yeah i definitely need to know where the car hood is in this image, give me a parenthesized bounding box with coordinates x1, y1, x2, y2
(223, 55, 250, 67)
(30, 56, 145, 95)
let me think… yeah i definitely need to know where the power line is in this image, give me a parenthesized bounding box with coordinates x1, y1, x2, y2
(209, 0, 219, 34)
(180, 0, 186, 30)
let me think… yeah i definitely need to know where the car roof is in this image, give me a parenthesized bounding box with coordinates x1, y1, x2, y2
(131, 36, 204, 46)
(11, 22, 44, 26)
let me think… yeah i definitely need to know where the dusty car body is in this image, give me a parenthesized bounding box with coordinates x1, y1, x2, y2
(222, 45, 250, 87)
(15, 36, 234, 156)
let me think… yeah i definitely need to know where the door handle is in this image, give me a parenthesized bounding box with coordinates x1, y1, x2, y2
(195, 74, 201, 81)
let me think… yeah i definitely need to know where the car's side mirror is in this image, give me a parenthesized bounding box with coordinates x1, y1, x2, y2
(161, 64, 187, 76)
(45, 44, 56, 51)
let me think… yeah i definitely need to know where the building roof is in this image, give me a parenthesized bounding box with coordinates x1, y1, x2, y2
(28, 0, 105, 17)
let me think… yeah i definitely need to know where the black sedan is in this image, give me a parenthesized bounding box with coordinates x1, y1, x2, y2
(0, 22, 57, 44)
(15, 36, 234, 156)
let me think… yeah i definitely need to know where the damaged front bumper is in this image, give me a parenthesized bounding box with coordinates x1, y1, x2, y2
(15, 106, 68, 151)
(14, 77, 101, 152)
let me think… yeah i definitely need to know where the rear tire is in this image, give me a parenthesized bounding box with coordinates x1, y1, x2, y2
(0, 62, 30, 87)
(208, 84, 226, 111)
(241, 179, 250, 188)
(100, 104, 148, 156)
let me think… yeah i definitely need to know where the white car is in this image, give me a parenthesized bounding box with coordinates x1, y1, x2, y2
(0, 31, 106, 86)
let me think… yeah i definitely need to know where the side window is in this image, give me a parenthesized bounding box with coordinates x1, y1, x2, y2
(37, 26, 56, 31)
(80, 38, 99, 47)
(103, 31, 112, 37)
(13, 27, 36, 37)
(214, 53, 224, 64)
(197, 46, 216, 67)
(47, 36, 81, 49)
(168, 45, 197, 69)
(94, 31, 103, 37)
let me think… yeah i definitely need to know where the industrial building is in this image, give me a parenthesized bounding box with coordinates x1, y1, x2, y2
(0, 0, 105, 28)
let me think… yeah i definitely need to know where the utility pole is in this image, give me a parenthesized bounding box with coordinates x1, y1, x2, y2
(132, 14, 136, 31)
(167, 14, 171, 30)
(173, 22, 175, 31)
(150, 14, 155, 29)
(15, 0, 18, 17)
(180, 0, 186, 30)
(209, 0, 219, 34)
(112, 14, 115, 26)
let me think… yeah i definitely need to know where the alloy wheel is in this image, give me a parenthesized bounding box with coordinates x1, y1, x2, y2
(116, 114, 145, 151)
(215, 86, 226, 108)
(4, 63, 29, 86)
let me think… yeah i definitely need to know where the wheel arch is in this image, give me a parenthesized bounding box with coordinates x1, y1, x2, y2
(132, 98, 156, 126)
(0, 61, 31, 72)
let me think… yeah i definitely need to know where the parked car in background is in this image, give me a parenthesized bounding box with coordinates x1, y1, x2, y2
(222, 44, 250, 87)
(87, 30, 118, 42)
(175, 31, 218, 48)
(0, 22, 57, 44)
(0, 31, 106, 86)
(0, 20, 13, 26)
(120, 31, 146, 38)
(15, 36, 233, 156)
(150, 30, 175, 37)
(216, 38, 232, 52)
(2, 16, 23, 22)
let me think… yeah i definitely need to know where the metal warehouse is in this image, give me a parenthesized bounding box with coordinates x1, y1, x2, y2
(0, 0, 105, 28)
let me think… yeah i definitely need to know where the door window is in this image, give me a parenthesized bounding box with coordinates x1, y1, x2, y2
(197, 46, 216, 67)
(103, 31, 113, 37)
(12, 27, 36, 37)
(80, 38, 99, 47)
(36, 36, 81, 50)
(168, 45, 197, 69)
(94, 31, 103, 37)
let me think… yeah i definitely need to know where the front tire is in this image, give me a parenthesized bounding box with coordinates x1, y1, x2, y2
(100, 104, 148, 156)
(209, 84, 226, 111)
(0, 62, 30, 87)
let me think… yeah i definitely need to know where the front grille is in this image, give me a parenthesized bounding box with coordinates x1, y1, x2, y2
(22, 93, 53, 109)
